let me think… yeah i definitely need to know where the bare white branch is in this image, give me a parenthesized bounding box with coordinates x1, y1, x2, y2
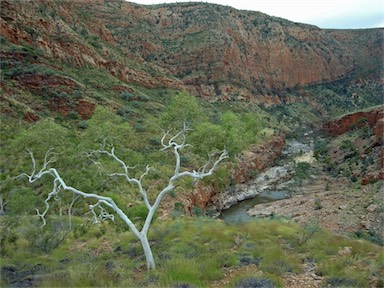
(89, 201, 115, 224)
(68, 193, 79, 229)
(88, 146, 152, 210)
(35, 178, 60, 227)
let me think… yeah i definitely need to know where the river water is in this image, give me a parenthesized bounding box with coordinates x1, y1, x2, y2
(219, 190, 288, 224)
(219, 139, 314, 225)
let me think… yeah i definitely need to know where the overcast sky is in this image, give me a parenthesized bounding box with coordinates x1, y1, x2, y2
(129, 0, 383, 29)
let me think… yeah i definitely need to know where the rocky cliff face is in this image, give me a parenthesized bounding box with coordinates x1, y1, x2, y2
(1, 0, 382, 106)
(323, 106, 384, 143)
(234, 133, 286, 183)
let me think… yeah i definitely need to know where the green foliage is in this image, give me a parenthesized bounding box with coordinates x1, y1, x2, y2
(156, 93, 266, 158)
(25, 220, 71, 253)
(340, 139, 355, 151)
(259, 247, 301, 274)
(4, 118, 79, 186)
(297, 221, 321, 245)
(314, 198, 323, 210)
(210, 165, 233, 190)
(81, 106, 135, 150)
(120, 91, 134, 101)
(4, 64, 56, 78)
(354, 230, 383, 246)
(126, 204, 156, 229)
(159, 256, 208, 286)
(11, 118, 75, 157)
(293, 162, 312, 186)
(0, 216, 20, 257)
(190, 122, 226, 154)
(220, 111, 248, 154)
(160, 91, 207, 128)
(295, 162, 311, 178)
(225, 112, 263, 153)
(7, 188, 40, 215)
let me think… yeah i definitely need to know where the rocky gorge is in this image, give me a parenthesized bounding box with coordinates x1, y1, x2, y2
(182, 105, 384, 219)
(214, 106, 383, 241)
(212, 136, 314, 214)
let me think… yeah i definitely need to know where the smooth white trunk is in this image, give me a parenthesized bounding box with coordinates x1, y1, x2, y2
(139, 234, 155, 270)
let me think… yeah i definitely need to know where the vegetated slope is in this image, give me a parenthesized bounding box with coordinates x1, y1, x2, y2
(0, 0, 382, 120)
(1, 217, 383, 287)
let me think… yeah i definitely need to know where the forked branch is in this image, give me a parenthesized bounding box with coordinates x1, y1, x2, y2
(19, 125, 227, 270)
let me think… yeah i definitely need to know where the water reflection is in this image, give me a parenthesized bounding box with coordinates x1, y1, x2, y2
(219, 191, 288, 224)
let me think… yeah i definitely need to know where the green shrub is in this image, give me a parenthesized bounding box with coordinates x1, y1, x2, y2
(235, 277, 274, 288)
(314, 198, 323, 210)
(259, 247, 301, 274)
(81, 106, 136, 150)
(120, 91, 134, 101)
(190, 122, 226, 154)
(159, 256, 202, 286)
(7, 188, 40, 215)
(313, 138, 328, 159)
(160, 91, 207, 129)
(340, 139, 355, 151)
(25, 220, 71, 253)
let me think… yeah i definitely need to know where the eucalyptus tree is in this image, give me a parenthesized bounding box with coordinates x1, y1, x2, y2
(19, 125, 227, 270)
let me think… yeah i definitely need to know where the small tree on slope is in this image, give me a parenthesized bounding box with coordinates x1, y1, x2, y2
(19, 125, 228, 270)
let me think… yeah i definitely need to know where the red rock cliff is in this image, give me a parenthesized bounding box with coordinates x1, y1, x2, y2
(1, 0, 381, 103)
(323, 107, 384, 143)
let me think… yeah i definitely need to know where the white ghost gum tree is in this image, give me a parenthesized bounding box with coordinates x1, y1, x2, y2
(19, 125, 228, 270)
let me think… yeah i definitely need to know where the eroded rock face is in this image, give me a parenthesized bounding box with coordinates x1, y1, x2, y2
(188, 184, 216, 211)
(1, 0, 381, 104)
(323, 106, 384, 185)
(234, 133, 286, 184)
(23, 111, 39, 122)
(48, 97, 95, 119)
(0, 0, 184, 92)
(361, 171, 384, 185)
(323, 107, 383, 141)
(13, 74, 79, 96)
(76, 99, 95, 119)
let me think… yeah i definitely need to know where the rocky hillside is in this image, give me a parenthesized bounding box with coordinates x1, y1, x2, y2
(1, 0, 382, 113)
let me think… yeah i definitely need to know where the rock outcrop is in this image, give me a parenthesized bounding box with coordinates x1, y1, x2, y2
(210, 165, 291, 210)
(323, 106, 384, 144)
(234, 133, 286, 183)
(323, 106, 384, 185)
